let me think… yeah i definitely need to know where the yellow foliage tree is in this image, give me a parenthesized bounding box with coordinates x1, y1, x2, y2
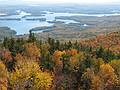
(99, 64, 118, 89)
(109, 60, 120, 85)
(0, 61, 8, 90)
(91, 75, 103, 90)
(9, 59, 53, 90)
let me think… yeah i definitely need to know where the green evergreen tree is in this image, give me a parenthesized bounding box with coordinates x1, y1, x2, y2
(28, 30, 36, 42)
(60, 54, 71, 74)
(41, 51, 54, 71)
(96, 46, 104, 58)
(3, 37, 9, 48)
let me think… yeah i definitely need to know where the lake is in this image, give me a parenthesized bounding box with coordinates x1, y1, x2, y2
(0, 10, 120, 35)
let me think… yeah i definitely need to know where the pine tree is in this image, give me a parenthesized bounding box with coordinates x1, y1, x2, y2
(28, 30, 36, 42)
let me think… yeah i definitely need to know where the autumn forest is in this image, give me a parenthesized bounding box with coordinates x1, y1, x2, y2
(0, 31, 120, 90)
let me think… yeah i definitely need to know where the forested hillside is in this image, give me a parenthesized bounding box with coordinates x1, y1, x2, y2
(0, 27, 16, 40)
(0, 31, 120, 90)
(80, 32, 120, 54)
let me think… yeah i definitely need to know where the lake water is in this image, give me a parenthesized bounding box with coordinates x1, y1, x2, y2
(0, 10, 120, 35)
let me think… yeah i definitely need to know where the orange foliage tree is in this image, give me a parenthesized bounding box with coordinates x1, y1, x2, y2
(0, 61, 8, 90)
(23, 43, 40, 60)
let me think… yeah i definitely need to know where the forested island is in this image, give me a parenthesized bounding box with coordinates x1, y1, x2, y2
(0, 27, 16, 40)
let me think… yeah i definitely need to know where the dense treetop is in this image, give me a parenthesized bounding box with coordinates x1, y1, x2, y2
(0, 31, 120, 90)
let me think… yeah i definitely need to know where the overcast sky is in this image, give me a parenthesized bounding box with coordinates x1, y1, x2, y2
(0, 0, 120, 5)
